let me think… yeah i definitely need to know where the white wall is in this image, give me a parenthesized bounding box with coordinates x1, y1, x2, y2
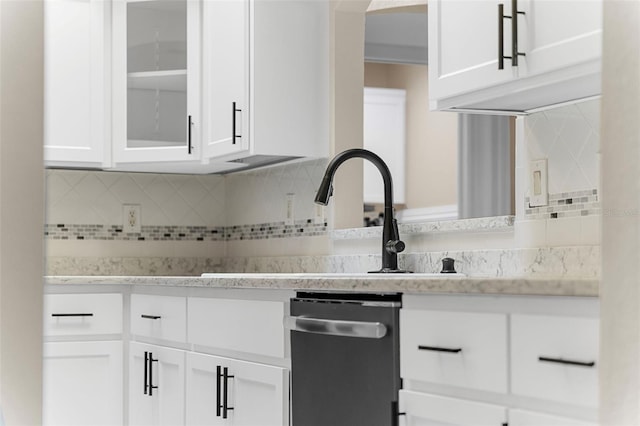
(599, 1, 640, 423)
(0, 1, 44, 423)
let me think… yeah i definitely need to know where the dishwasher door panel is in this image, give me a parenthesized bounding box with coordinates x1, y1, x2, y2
(290, 298, 400, 426)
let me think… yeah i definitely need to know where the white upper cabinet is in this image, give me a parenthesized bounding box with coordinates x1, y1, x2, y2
(428, 0, 518, 103)
(202, 0, 249, 160)
(47, 0, 329, 173)
(44, 0, 109, 168)
(428, 0, 602, 113)
(112, 0, 200, 166)
(202, 0, 330, 166)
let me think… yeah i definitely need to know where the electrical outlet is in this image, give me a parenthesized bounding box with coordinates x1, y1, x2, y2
(123, 204, 141, 233)
(285, 193, 295, 226)
(529, 159, 549, 207)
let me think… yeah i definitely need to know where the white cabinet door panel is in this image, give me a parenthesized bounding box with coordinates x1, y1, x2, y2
(363, 87, 406, 205)
(399, 390, 507, 426)
(520, 0, 602, 77)
(202, 0, 249, 159)
(44, 0, 107, 166)
(129, 342, 185, 426)
(186, 352, 288, 426)
(43, 341, 123, 426)
(428, 0, 518, 101)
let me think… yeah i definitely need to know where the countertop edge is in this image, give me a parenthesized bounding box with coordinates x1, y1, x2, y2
(44, 275, 600, 297)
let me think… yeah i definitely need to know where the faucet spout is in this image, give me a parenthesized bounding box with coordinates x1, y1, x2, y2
(315, 148, 410, 273)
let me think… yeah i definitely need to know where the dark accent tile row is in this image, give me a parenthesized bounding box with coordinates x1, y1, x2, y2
(44, 220, 328, 242)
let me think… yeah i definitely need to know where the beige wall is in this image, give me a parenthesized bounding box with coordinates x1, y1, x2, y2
(330, 1, 370, 229)
(0, 1, 44, 424)
(364, 62, 458, 210)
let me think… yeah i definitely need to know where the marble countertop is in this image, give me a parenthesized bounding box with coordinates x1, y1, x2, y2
(45, 273, 599, 297)
(331, 215, 515, 240)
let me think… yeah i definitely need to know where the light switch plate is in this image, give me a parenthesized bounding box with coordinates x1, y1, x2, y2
(285, 193, 295, 226)
(529, 159, 548, 207)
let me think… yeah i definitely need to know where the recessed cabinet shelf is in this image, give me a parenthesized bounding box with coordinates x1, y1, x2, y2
(127, 70, 187, 92)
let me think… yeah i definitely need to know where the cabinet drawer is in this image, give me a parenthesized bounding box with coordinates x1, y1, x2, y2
(511, 314, 599, 407)
(188, 297, 285, 358)
(399, 390, 507, 426)
(44, 293, 122, 336)
(131, 294, 187, 343)
(400, 309, 508, 393)
(509, 409, 597, 426)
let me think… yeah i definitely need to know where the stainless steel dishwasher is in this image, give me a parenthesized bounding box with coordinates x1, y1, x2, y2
(285, 291, 402, 426)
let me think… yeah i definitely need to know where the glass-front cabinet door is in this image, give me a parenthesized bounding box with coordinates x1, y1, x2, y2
(112, 0, 200, 164)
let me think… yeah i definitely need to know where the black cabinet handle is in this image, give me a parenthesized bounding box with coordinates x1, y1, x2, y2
(51, 313, 93, 317)
(144, 351, 149, 395)
(418, 345, 462, 353)
(141, 314, 161, 320)
(498, 3, 505, 69)
(216, 365, 234, 418)
(216, 366, 222, 417)
(232, 102, 242, 145)
(510, 0, 526, 66)
(187, 115, 193, 154)
(148, 352, 158, 396)
(498, 0, 525, 69)
(538, 356, 596, 368)
(222, 367, 234, 419)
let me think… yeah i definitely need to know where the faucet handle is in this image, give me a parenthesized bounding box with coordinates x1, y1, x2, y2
(385, 240, 405, 254)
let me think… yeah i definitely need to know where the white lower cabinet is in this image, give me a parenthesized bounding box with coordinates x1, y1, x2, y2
(399, 390, 507, 426)
(509, 409, 597, 426)
(43, 341, 123, 426)
(186, 352, 288, 426)
(400, 295, 599, 426)
(129, 342, 186, 426)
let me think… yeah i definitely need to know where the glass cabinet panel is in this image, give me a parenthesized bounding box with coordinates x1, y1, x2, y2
(126, 0, 187, 148)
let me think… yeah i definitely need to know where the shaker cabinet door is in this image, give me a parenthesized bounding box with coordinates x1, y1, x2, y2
(428, 0, 518, 103)
(202, 0, 249, 160)
(43, 341, 123, 426)
(129, 342, 185, 426)
(186, 352, 288, 426)
(44, 0, 108, 167)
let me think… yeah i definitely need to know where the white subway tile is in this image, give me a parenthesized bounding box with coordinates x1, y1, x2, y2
(546, 217, 582, 247)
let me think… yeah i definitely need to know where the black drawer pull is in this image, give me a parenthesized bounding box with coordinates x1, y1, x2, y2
(538, 356, 595, 368)
(418, 345, 462, 353)
(141, 314, 161, 320)
(52, 313, 93, 317)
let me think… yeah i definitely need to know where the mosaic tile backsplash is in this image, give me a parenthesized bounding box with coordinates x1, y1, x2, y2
(525, 189, 600, 220)
(45, 221, 328, 242)
(46, 159, 329, 242)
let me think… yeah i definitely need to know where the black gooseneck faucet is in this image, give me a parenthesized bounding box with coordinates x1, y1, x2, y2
(315, 148, 410, 273)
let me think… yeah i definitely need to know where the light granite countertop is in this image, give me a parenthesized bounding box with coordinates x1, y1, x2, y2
(45, 274, 599, 297)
